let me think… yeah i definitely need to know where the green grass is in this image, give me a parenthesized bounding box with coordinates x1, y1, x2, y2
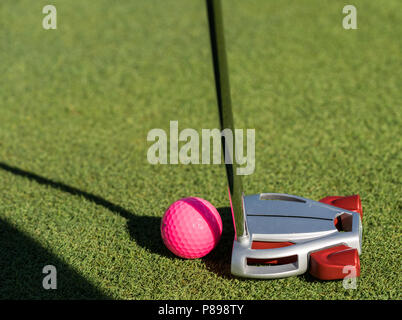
(0, 0, 400, 299)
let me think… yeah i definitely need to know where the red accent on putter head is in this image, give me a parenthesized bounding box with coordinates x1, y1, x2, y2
(309, 245, 360, 280)
(319, 195, 363, 220)
(251, 241, 294, 250)
(247, 242, 296, 265)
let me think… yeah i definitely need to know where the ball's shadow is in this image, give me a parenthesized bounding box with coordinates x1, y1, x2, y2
(202, 206, 234, 279)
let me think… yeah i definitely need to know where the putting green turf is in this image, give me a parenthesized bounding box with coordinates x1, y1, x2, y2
(0, 0, 400, 299)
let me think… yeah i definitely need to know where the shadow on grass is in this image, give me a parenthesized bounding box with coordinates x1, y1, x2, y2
(0, 218, 110, 299)
(0, 162, 238, 284)
(0, 162, 168, 257)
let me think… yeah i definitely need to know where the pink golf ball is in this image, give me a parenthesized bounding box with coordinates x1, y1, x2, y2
(160, 197, 223, 259)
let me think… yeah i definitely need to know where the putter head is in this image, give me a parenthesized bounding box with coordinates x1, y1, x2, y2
(231, 193, 363, 279)
(205, 0, 363, 281)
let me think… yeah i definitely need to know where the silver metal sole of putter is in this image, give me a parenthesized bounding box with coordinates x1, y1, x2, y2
(230, 193, 362, 279)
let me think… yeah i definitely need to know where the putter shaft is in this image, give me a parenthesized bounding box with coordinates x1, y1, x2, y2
(206, 0, 245, 239)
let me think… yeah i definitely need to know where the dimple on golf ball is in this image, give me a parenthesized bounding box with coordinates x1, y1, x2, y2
(160, 197, 223, 259)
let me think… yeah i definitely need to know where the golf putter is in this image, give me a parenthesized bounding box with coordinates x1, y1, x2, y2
(206, 0, 363, 279)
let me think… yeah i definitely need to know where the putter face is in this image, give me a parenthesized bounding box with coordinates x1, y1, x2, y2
(231, 193, 362, 279)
